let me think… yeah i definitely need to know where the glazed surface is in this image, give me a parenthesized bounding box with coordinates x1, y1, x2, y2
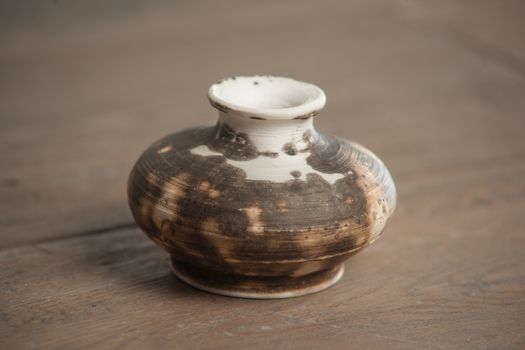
(128, 119, 396, 286)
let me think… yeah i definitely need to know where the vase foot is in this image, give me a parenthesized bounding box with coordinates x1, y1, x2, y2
(170, 258, 344, 299)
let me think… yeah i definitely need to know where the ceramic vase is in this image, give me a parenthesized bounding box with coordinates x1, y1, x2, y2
(128, 76, 396, 298)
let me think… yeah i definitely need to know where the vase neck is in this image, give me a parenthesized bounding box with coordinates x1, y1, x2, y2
(217, 112, 317, 153)
(208, 76, 326, 154)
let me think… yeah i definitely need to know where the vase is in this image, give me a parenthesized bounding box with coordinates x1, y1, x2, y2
(128, 75, 396, 298)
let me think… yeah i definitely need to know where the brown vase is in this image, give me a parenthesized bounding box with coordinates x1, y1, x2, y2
(128, 76, 396, 298)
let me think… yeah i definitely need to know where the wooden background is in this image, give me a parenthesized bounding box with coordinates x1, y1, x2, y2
(1, 1, 524, 348)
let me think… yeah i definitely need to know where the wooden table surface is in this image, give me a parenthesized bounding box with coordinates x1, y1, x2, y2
(1, 1, 524, 349)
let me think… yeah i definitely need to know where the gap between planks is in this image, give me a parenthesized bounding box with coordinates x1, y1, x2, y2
(2, 222, 137, 252)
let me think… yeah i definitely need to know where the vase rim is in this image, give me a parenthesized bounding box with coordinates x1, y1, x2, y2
(208, 75, 326, 120)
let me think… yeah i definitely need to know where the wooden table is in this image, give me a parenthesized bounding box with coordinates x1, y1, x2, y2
(1, 1, 524, 348)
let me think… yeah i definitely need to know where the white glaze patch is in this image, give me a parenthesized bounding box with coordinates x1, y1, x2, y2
(158, 145, 172, 154)
(190, 144, 346, 184)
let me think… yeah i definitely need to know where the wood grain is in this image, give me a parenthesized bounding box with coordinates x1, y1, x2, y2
(1, 0, 524, 348)
(1, 158, 524, 348)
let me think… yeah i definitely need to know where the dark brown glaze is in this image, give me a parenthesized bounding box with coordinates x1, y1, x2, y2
(128, 121, 396, 297)
(208, 122, 259, 160)
(282, 142, 298, 155)
(208, 99, 230, 114)
(293, 112, 318, 120)
(171, 257, 344, 298)
(208, 122, 280, 160)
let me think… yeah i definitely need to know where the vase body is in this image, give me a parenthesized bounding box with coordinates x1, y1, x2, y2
(128, 76, 396, 298)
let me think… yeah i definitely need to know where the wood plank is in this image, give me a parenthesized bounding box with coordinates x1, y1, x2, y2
(2, 0, 525, 247)
(403, 0, 525, 64)
(1, 156, 524, 349)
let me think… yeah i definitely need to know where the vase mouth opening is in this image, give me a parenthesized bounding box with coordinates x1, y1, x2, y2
(208, 76, 326, 120)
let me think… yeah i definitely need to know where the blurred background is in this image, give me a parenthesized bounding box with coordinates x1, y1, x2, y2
(2, 1, 525, 348)
(1, 0, 524, 248)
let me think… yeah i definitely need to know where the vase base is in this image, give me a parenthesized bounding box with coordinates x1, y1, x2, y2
(170, 258, 344, 299)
